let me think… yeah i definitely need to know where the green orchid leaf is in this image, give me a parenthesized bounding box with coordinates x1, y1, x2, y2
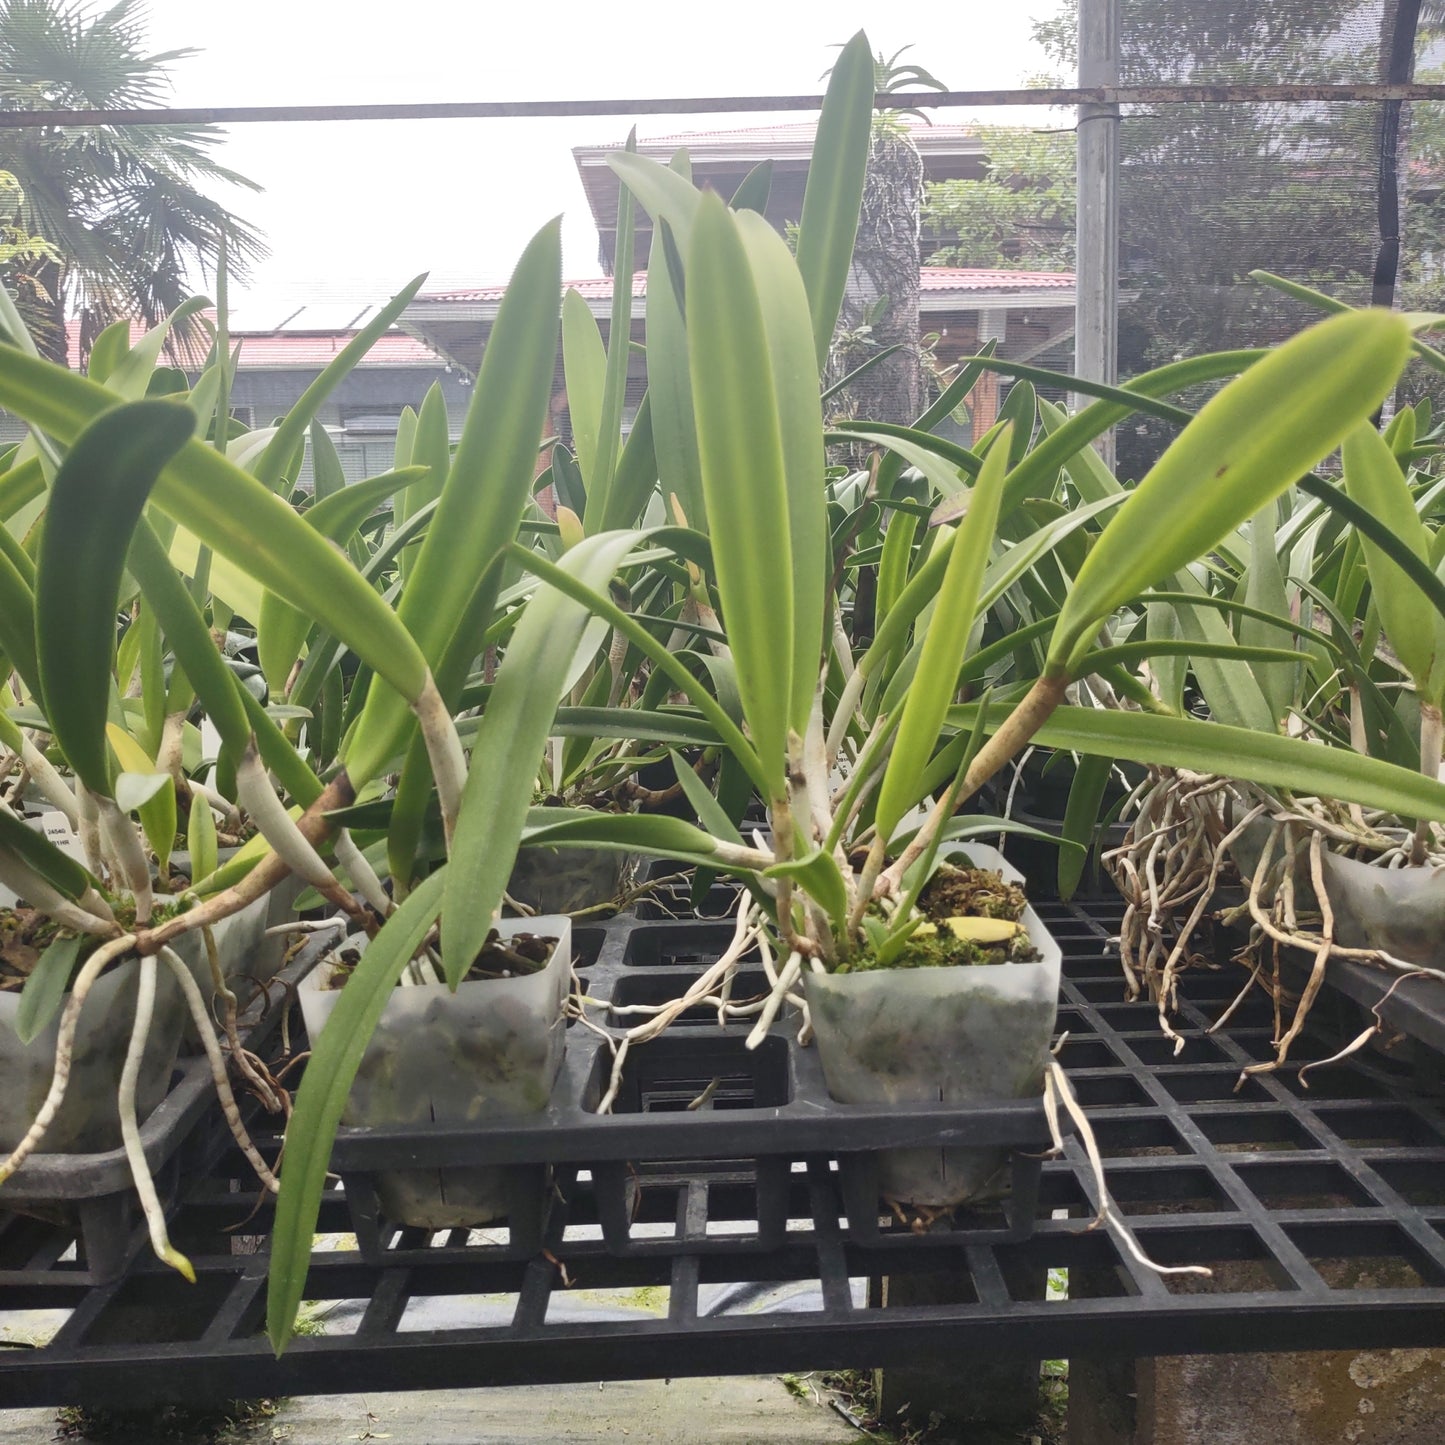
(520, 806, 728, 864)
(643, 212, 704, 532)
(607, 151, 701, 248)
(107, 297, 211, 402)
(0, 805, 96, 901)
(0, 351, 432, 731)
(1049, 310, 1413, 675)
(113, 768, 170, 815)
(127, 519, 322, 806)
(1240, 502, 1298, 728)
(1297, 473, 1445, 628)
(563, 287, 607, 491)
(687, 194, 794, 799)
(396, 383, 451, 582)
(669, 748, 744, 845)
(15, 933, 88, 1046)
(733, 210, 827, 734)
(1342, 421, 1445, 704)
(257, 465, 429, 693)
(794, 29, 873, 370)
(35, 401, 197, 797)
(107, 724, 176, 869)
(287, 500, 439, 717)
(551, 707, 719, 747)
(843, 427, 976, 498)
(599, 395, 660, 533)
(347, 219, 562, 784)
(875, 427, 1010, 841)
(0, 456, 47, 528)
(1000, 351, 1265, 521)
(730, 158, 773, 214)
(0, 709, 24, 756)
(267, 870, 446, 1354)
(86, 321, 132, 385)
(1058, 753, 1113, 901)
(1037, 399, 1272, 729)
(587, 129, 638, 531)
(764, 848, 849, 929)
(0, 537, 39, 700)
(508, 543, 767, 797)
(1249, 268, 1445, 377)
(187, 787, 218, 885)
(950, 702, 1445, 823)
(442, 530, 648, 983)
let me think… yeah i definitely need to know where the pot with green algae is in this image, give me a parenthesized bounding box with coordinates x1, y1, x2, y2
(803, 845, 1061, 1213)
(298, 915, 571, 1232)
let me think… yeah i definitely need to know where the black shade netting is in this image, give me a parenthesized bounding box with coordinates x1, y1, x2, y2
(1114, 0, 1423, 476)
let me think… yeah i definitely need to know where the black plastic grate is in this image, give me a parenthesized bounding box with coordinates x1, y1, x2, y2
(1, 900, 1443, 1409)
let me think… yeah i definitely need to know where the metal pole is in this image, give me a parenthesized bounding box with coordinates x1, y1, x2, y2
(1075, 0, 1120, 465)
(3, 83, 1440, 130)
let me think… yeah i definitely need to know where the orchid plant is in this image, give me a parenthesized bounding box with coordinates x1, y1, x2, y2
(250, 30, 1445, 1349)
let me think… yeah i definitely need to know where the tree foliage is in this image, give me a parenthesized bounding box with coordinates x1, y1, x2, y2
(922, 126, 1075, 272)
(1028, 0, 1394, 478)
(0, 0, 265, 363)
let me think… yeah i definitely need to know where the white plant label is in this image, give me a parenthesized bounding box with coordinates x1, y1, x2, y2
(37, 812, 82, 858)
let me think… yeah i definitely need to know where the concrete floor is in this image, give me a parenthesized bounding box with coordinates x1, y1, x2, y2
(0, 1376, 858, 1443)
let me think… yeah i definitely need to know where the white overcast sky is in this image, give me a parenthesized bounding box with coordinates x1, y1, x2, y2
(136, 0, 1062, 326)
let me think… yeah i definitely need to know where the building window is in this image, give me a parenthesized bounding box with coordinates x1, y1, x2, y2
(341, 406, 406, 435)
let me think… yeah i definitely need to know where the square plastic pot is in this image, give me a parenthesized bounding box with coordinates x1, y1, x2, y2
(803, 843, 1061, 1211)
(298, 915, 572, 1242)
(0, 927, 210, 1158)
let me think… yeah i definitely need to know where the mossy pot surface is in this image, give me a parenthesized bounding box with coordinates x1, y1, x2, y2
(804, 845, 1061, 1209)
(1317, 850, 1445, 964)
(507, 845, 637, 916)
(298, 915, 572, 1230)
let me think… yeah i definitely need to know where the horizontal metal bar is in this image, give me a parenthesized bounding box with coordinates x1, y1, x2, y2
(9, 1292, 1445, 1410)
(2, 83, 1444, 130)
(326, 1097, 1053, 1169)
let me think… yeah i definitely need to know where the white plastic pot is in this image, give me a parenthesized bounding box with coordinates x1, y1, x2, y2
(298, 915, 572, 1230)
(0, 927, 211, 1157)
(803, 844, 1061, 1209)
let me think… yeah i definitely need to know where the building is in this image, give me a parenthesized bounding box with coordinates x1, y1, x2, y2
(402, 266, 1075, 446)
(0, 311, 470, 486)
(400, 121, 1076, 443)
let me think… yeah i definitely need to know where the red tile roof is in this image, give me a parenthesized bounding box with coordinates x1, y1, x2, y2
(63, 318, 446, 371)
(227, 331, 444, 368)
(588, 120, 980, 150)
(420, 267, 1073, 305)
(918, 267, 1075, 291)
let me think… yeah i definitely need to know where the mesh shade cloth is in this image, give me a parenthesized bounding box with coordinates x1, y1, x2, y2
(1114, 0, 1419, 475)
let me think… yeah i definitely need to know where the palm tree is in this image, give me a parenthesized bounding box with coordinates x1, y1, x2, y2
(825, 46, 946, 428)
(0, 0, 264, 364)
